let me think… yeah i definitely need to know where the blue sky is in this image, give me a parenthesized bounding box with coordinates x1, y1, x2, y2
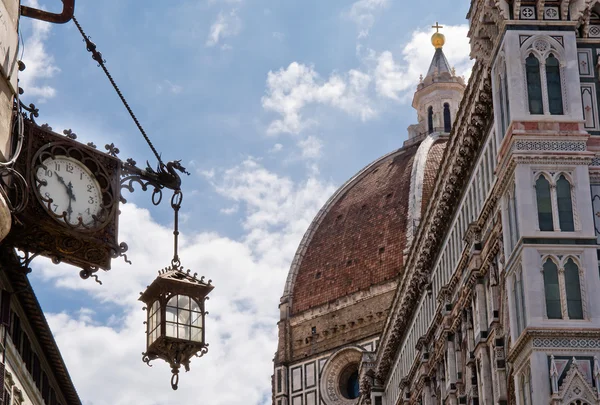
(20, 0, 473, 404)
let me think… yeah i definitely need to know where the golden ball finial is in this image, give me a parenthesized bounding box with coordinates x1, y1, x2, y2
(431, 32, 445, 49)
(431, 22, 445, 49)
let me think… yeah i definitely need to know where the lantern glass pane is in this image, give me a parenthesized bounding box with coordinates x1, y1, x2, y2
(178, 325, 191, 340)
(163, 295, 203, 342)
(166, 322, 177, 338)
(178, 308, 190, 324)
(191, 311, 202, 328)
(191, 327, 202, 342)
(148, 300, 161, 346)
(178, 295, 190, 310)
(166, 306, 177, 322)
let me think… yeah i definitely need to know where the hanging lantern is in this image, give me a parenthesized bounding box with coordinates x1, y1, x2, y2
(139, 191, 214, 390)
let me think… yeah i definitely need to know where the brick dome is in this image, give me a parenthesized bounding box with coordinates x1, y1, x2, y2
(283, 136, 448, 315)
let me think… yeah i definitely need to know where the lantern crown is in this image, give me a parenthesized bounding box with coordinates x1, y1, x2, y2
(139, 266, 214, 305)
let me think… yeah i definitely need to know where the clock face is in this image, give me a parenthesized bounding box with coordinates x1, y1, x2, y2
(35, 156, 103, 228)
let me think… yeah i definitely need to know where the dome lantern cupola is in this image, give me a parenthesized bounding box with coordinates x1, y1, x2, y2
(408, 22, 466, 140)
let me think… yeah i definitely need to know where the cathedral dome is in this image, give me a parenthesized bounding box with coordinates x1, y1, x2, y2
(282, 136, 448, 315)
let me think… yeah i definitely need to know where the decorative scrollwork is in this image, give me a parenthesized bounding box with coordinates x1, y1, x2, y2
(104, 143, 120, 157)
(110, 241, 131, 265)
(63, 129, 77, 140)
(16, 250, 40, 274)
(79, 266, 102, 285)
(142, 353, 154, 367)
(120, 160, 189, 206)
(20, 103, 39, 123)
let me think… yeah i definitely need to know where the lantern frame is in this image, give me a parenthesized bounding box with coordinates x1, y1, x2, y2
(139, 264, 213, 389)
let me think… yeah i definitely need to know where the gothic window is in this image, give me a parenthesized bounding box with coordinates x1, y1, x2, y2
(428, 106, 434, 134)
(498, 73, 506, 137)
(556, 175, 574, 231)
(521, 367, 532, 405)
(513, 266, 526, 337)
(496, 60, 511, 138)
(503, 64, 511, 128)
(526, 54, 544, 114)
(543, 258, 562, 319)
(546, 54, 563, 115)
(564, 258, 583, 320)
(443, 103, 451, 132)
(536, 175, 554, 231)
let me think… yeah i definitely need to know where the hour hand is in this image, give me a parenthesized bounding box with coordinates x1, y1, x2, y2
(54, 171, 67, 188)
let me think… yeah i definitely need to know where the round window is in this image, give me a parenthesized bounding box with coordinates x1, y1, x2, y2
(339, 363, 360, 400)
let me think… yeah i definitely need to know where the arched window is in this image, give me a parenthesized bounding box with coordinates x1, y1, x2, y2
(513, 269, 526, 336)
(564, 258, 583, 319)
(526, 54, 543, 114)
(443, 103, 451, 132)
(536, 175, 554, 231)
(428, 106, 434, 134)
(503, 63, 511, 126)
(556, 175, 574, 231)
(546, 54, 563, 115)
(543, 258, 562, 319)
(498, 74, 507, 137)
(521, 368, 532, 405)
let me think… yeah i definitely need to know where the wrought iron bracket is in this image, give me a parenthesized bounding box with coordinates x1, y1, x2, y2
(120, 160, 189, 206)
(21, 0, 75, 24)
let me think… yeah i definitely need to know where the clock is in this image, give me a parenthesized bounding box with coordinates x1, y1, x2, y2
(35, 156, 103, 228)
(6, 118, 126, 271)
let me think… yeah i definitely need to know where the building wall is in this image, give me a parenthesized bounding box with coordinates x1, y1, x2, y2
(362, 3, 600, 405)
(0, 0, 20, 241)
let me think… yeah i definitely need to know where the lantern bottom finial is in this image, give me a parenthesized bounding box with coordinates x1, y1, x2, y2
(171, 370, 179, 390)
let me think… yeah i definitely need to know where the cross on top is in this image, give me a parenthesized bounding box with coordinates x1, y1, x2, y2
(432, 22, 443, 33)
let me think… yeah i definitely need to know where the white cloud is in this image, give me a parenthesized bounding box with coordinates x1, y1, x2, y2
(19, 0, 60, 101)
(206, 9, 242, 47)
(346, 0, 389, 38)
(34, 159, 336, 405)
(261, 25, 472, 135)
(262, 62, 375, 135)
(269, 143, 283, 153)
(272, 32, 285, 42)
(298, 136, 323, 160)
(373, 24, 472, 101)
(220, 204, 239, 215)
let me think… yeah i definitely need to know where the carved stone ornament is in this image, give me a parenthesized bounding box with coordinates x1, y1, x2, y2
(6, 117, 127, 275)
(555, 360, 599, 404)
(320, 347, 364, 405)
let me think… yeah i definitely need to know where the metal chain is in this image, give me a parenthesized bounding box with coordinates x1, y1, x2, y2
(170, 190, 183, 267)
(71, 16, 164, 166)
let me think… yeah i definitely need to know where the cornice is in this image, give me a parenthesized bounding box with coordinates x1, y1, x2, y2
(506, 328, 600, 365)
(374, 61, 494, 383)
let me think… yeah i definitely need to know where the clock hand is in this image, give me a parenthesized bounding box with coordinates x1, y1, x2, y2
(54, 171, 76, 201)
(54, 171, 67, 188)
(67, 181, 76, 202)
(67, 195, 73, 222)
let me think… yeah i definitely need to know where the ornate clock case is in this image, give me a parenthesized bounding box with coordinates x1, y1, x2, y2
(6, 118, 126, 273)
